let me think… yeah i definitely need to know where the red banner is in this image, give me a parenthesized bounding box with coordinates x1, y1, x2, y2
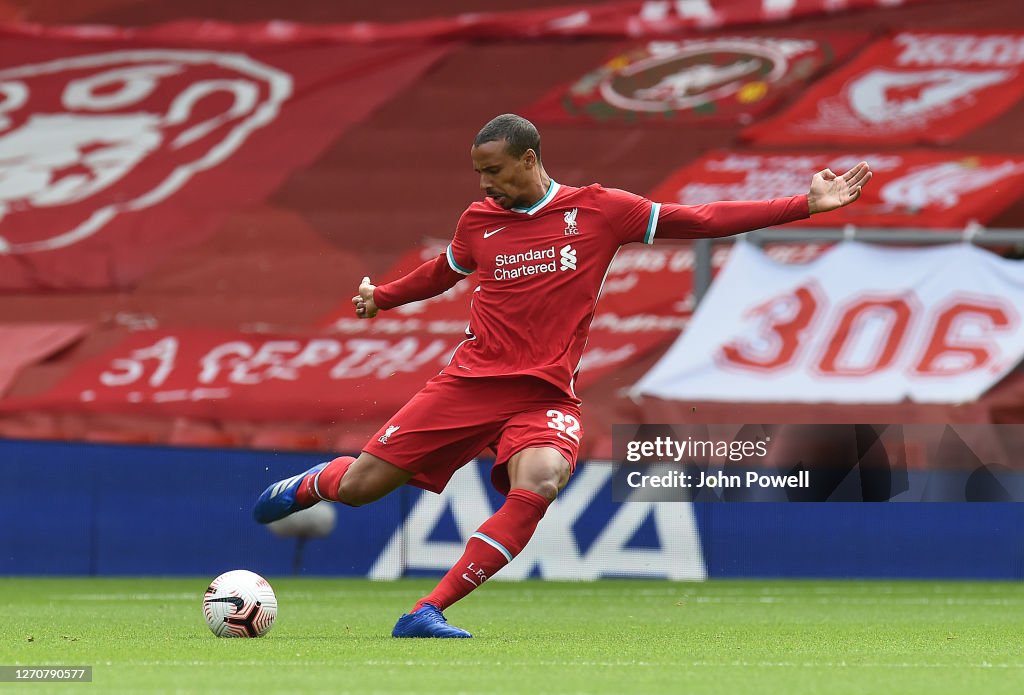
(0, 0, 933, 43)
(525, 33, 867, 125)
(9, 330, 456, 421)
(649, 151, 1024, 228)
(7, 327, 635, 420)
(742, 31, 1024, 145)
(0, 322, 91, 396)
(0, 36, 451, 290)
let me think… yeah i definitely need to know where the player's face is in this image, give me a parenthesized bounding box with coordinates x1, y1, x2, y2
(471, 140, 537, 210)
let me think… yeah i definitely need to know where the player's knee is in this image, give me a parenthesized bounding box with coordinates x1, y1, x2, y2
(512, 452, 570, 501)
(531, 479, 561, 502)
(337, 476, 369, 507)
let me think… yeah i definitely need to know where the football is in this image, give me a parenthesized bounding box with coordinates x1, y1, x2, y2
(202, 570, 277, 638)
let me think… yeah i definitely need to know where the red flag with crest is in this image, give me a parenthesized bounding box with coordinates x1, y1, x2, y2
(0, 34, 451, 290)
(742, 32, 1024, 145)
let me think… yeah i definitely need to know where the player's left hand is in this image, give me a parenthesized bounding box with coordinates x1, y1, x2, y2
(807, 161, 872, 214)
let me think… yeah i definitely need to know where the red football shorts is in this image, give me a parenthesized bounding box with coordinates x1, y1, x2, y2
(362, 373, 583, 495)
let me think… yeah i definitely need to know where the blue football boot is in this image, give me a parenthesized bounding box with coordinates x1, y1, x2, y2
(392, 604, 472, 638)
(252, 462, 329, 524)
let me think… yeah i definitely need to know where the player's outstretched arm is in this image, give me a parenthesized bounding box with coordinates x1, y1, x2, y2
(806, 161, 873, 214)
(356, 253, 467, 317)
(651, 161, 874, 240)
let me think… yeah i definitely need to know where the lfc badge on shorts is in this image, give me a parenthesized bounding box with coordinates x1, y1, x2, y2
(378, 425, 400, 444)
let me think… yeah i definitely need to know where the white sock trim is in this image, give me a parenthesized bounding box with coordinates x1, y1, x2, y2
(312, 467, 328, 501)
(471, 532, 513, 563)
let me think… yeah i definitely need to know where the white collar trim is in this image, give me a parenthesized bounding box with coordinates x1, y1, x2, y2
(511, 180, 560, 215)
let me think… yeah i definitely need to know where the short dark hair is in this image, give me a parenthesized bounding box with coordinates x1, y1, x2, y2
(474, 114, 541, 162)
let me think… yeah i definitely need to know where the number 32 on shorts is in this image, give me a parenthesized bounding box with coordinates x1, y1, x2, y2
(546, 409, 581, 443)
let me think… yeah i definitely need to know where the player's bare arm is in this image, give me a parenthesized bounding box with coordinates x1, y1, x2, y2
(807, 161, 873, 214)
(352, 276, 378, 319)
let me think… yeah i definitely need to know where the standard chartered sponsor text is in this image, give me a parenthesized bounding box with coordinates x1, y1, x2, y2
(494, 247, 557, 280)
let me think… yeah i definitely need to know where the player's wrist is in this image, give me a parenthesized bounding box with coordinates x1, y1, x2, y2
(369, 286, 391, 311)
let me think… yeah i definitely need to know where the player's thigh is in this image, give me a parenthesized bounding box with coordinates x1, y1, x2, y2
(494, 400, 583, 497)
(361, 374, 507, 493)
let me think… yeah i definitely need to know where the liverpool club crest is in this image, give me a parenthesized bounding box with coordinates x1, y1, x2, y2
(564, 208, 579, 235)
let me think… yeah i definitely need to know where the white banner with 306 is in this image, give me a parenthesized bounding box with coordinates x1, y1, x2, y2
(635, 242, 1024, 403)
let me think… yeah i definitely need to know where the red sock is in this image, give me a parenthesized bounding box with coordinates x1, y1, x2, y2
(295, 456, 355, 507)
(413, 488, 550, 612)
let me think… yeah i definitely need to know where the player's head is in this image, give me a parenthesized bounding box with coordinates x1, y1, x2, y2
(471, 114, 544, 210)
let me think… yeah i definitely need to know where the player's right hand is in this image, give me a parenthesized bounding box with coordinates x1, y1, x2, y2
(352, 276, 379, 319)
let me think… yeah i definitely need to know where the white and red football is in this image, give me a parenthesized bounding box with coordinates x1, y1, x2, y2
(202, 570, 277, 638)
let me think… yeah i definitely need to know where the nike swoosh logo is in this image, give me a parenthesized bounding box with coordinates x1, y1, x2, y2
(205, 596, 245, 612)
(483, 226, 507, 238)
(461, 573, 478, 586)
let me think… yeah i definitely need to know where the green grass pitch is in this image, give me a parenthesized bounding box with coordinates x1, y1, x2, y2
(1, 578, 1021, 694)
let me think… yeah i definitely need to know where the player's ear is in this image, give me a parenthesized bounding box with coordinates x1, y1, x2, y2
(522, 149, 538, 169)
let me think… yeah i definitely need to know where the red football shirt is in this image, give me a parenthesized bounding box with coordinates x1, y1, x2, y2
(374, 180, 809, 398)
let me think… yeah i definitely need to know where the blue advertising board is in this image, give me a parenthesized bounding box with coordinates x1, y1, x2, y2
(1, 439, 1021, 579)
